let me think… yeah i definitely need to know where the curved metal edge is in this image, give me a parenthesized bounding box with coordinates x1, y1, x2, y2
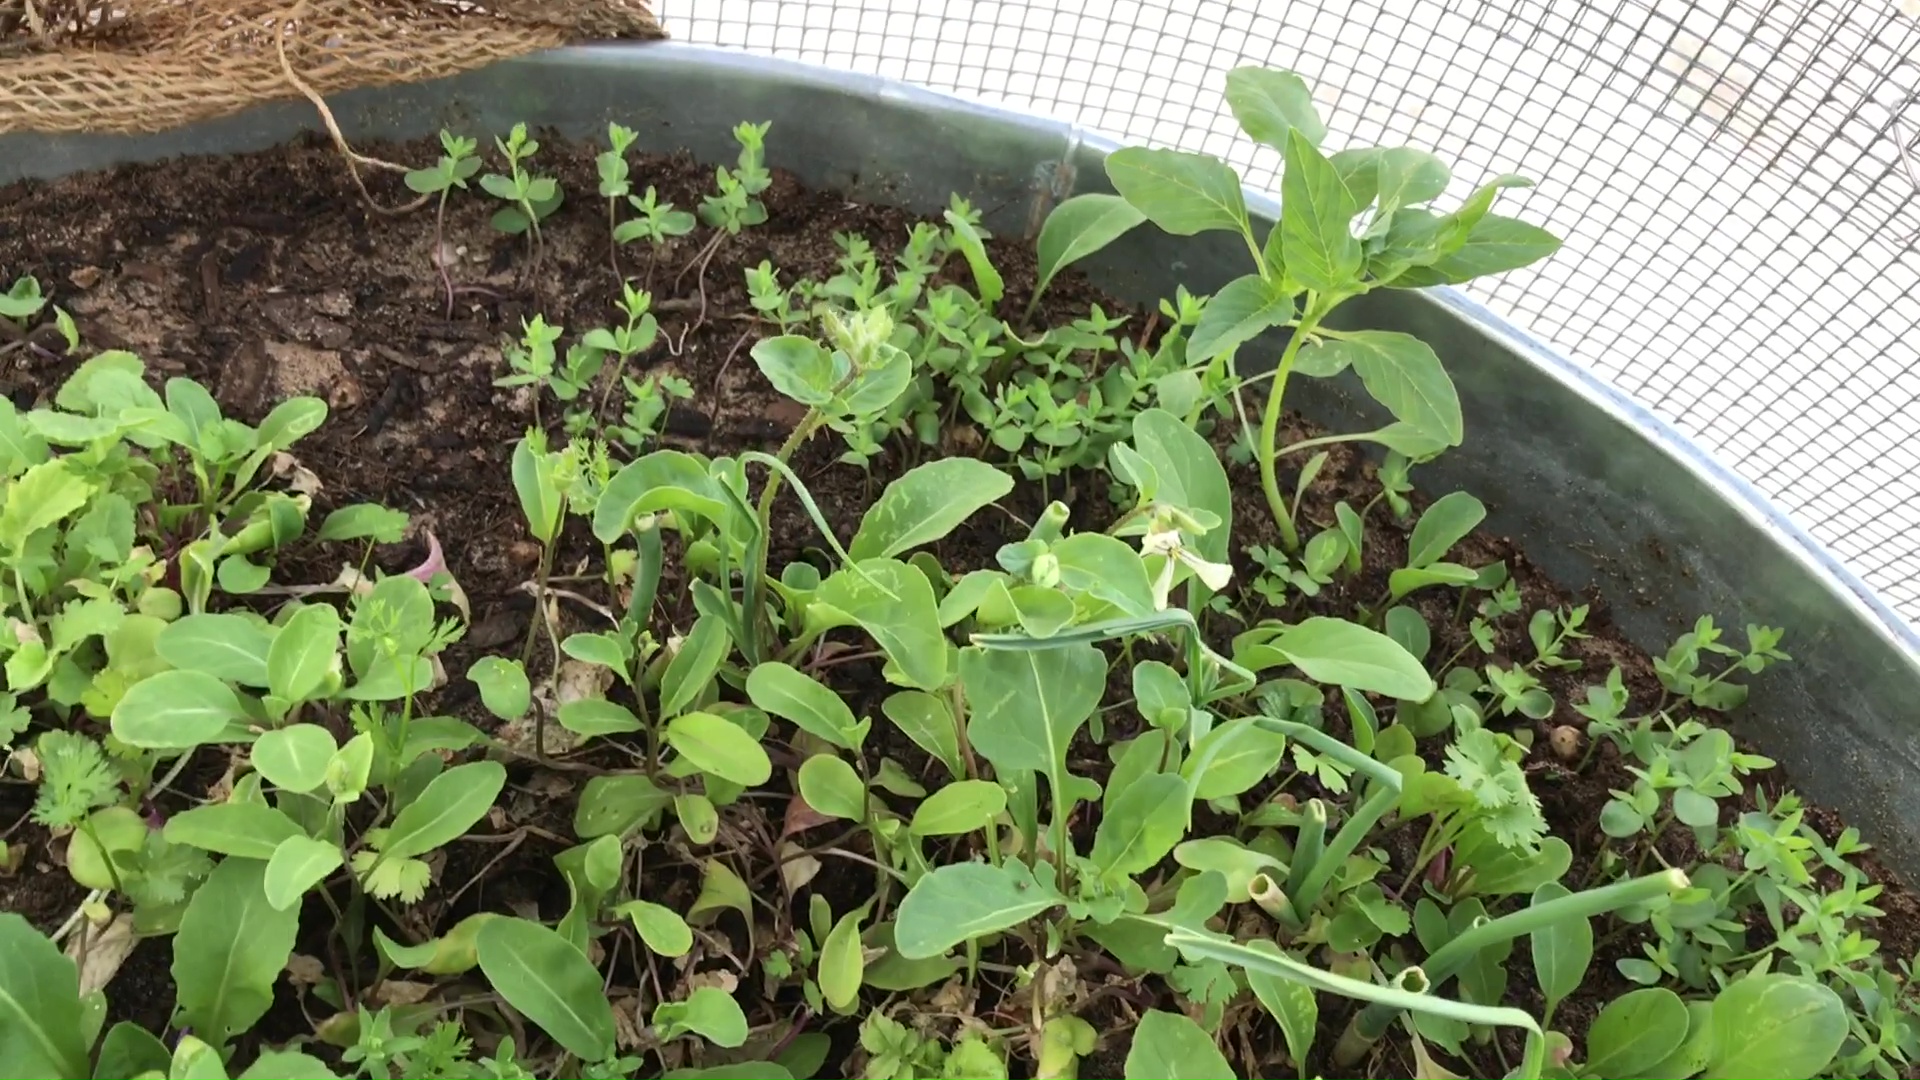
(2, 41, 1915, 869)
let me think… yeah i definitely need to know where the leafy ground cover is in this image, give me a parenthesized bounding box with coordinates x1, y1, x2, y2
(0, 66, 1915, 1080)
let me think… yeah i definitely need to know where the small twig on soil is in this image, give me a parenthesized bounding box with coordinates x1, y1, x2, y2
(714, 325, 753, 392)
(519, 580, 617, 625)
(48, 890, 104, 945)
(438, 827, 526, 915)
(273, 7, 430, 219)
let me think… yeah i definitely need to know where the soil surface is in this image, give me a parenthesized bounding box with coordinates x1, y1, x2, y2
(1, 130, 1914, 1080)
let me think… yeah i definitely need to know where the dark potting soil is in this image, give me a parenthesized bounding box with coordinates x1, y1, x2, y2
(0, 129, 1914, 1080)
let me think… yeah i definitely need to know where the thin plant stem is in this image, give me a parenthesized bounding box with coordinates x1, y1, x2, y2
(1258, 311, 1322, 551)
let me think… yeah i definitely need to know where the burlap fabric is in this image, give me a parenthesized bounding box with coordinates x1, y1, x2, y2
(0, 0, 664, 135)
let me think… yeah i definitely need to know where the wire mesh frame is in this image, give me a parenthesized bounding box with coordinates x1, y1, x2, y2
(660, 0, 1920, 620)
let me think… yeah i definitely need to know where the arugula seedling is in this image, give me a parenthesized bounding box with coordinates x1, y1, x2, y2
(699, 120, 773, 235)
(596, 122, 639, 277)
(480, 122, 563, 266)
(585, 282, 661, 421)
(404, 130, 481, 315)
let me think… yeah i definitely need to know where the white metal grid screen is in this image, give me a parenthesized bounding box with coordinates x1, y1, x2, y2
(659, 0, 1920, 621)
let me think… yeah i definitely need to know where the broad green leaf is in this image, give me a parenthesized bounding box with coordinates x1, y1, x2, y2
(1188, 273, 1294, 363)
(1242, 941, 1319, 1072)
(561, 632, 628, 675)
(810, 559, 946, 690)
(1124, 1010, 1233, 1080)
(238, 1051, 340, 1080)
(0, 458, 94, 552)
(1701, 974, 1847, 1080)
(265, 603, 340, 703)
(0, 398, 50, 477)
(847, 459, 1013, 561)
(797, 754, 866, 821)
(316, 503, 410, 544)
(1374, 147, 1451, 215)
(666, 712, 772, 786)
(616, 901, 693, 958)
(881, 691, 964, 778)
(656, 986, 749, 1048)
(818, 909, 865, 1012)
(165, 803, 305, 859)
(575, 774, 672, 839)
(752, 336, 836, 407)
(660, 614, 731, 719)
(1397, 214, 1562, 287)
(255, 397, 327, 451)
(1052, 533, 1157, 617)
(1528, 882, 1592, 1018)
(0, 912, 88, 1079)
(1269, 617, 1434, 700)
(1106, 147, 1248, 236)
(675, 793, 718, 845)
(1184, 718, 1289, 800)
(910, 780, 1007, 837)
(383, 761, 507, 859)
(476, 918, 618, 1062)
(1280, 130, 1362, 291)
(1225, 67, 1326, 149)
(1583, 987, 1689, 1079)
(1407, 491, 1486, 569)
(67, 808, 143, 891)
(865, 923, 964, 992)
(157, 614, 273, 686)
(944, 210, 1004, 306)
(1132, 660, 1189, 729)
(557, 699, 644, 736)
(593, 450, 733, 542)
(467, 656, 531, 720)
(111, 670, 246, 750)
(373, 914, 496, 976)
(1388, 563, 1481, 599)
(1644, 1001, 1714, 1079)
(94, 1022, 171, 1080)
(747, 662, 863, 750)
(263, 835, 343, 910)
(1034, 193, 1147, 301)
(1334, 330, 1463, 450)
(1132, 408, 1232, 564)
(250, 724, 337, 793)
(1088, 772, 1189, 879)
(174, 858, 299, 1045)
(1174, 838, 1286, 903)
(894, 860, 1065, 959)
(510, 439, 564, 544)
(687, 859, 753, 927)
(958, 643, 1104, 777)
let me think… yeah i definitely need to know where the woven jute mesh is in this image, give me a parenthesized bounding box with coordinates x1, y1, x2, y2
(0, 0, 664, 135)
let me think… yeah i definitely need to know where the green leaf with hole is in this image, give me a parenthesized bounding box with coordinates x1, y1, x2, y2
(156, 613, 274, 686)
(111, 669, 247, 750)
(265, 603, 340, 704)
(1034, 193, 1146, 303)
(910, 780, 1006, 837)
(467, 657, 531, 721)
(810, 558, 945, 691)
(0, 912, 88, 1079)
(1699, 974, 1847, 1080)
(575, 774, 672, 839)
(477, 917, 617, 1062)
(616, 901, 693, 958)
(1124, 1010, 1233, 1080)
(798, 755, 866, 821)
(1106, 147, 1248, 236)
(165, 803, 305, 860)
(250, 724, 337, 793)
(1267, 616, 1434, 700)
(894, 860, 1066, 959)
(382, 761, 506, 860)
(1225, 67, 1326, 150)
(1583, 987, 1689, 1079)
(174, 857, 299, 1046)
(1188, 273, 1294, 363)
(848, 458, 1013, 562)
(263, 835, 343, 911)
(666, 712, 772, 786)
(747, 661, 864, 751)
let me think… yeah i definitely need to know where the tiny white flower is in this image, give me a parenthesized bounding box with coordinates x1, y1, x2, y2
(1139, 520, 1233, 609)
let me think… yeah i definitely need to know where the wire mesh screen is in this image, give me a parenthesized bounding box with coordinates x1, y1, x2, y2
(659, 0, 1920, 622)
